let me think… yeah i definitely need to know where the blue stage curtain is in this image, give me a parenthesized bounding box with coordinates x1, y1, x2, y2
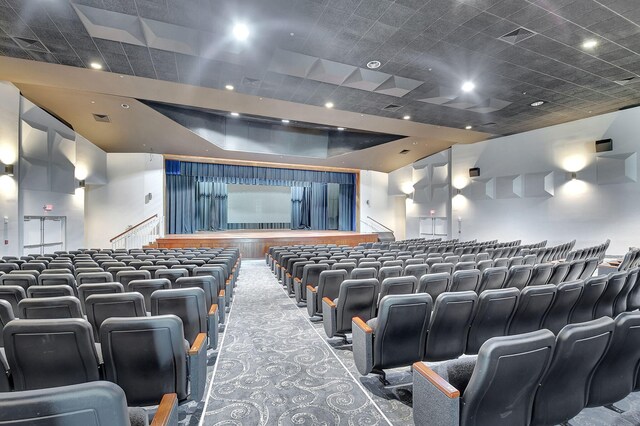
(166, 175, 196, 234)
(338, 184, 355, 231)
(212, 182, 228, 230)
(326, 183, 339, 230)
(301, 187, 311, 229)
(291, 186, 306, 230)
(310, 182, 327, 230)
(195, 181, 227, 231)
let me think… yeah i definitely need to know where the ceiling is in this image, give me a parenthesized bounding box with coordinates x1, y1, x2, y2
(0, 0, 639, 170)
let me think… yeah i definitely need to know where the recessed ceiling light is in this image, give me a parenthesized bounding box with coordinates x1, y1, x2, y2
(461, 81, 475, 92)
(232, 23, 250, 41)
(530, 100, 545, 107)
(325, 101, 334, 109)
(290, 32, 295, 36)
(403, 115, 411, 120)
(225, 84, 234, 91)
(90, 100, 95, 104)
(465, 125, 472, 130)
(230, 112, 240, 117)
(121, 103, 129, 109)
(367, 60, 381, 69)
(522, 91, 527, 95)
(337, 127, 345, 131)
(582, 39, 598, 49)
(90, 62, 102, 70)
(281, 119, 290, 123)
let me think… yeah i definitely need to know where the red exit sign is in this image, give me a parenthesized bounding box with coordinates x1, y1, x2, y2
(43, 204, 53, 212)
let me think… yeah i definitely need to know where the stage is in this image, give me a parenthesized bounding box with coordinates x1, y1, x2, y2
(152, 230, 379, 258)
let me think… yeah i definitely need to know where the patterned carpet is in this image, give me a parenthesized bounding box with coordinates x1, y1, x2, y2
(192, 260, 640, 426)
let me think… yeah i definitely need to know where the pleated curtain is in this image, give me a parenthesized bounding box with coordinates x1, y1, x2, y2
(338, 184, 354, 231)
(310, 182, 327, 230)
(166, 175, 196, 234)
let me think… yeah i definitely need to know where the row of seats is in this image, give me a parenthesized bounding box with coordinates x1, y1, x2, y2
(413, 313, 640, 426)
(613, 247, 640, 271)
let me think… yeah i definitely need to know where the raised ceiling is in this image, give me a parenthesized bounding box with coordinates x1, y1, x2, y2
(0, 0, 639, 167)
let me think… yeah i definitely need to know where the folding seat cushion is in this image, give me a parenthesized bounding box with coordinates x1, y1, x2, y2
(542, 280, 584, 334)
(3, 318, 100, 390)
(594, 271, 628, 319)
(417, 273, 451, 302)
(0, 273, 35, 291)
(528, 263, 553, 286)
(377, 276, 418, 305)
(151, 288, 209, 347)
(85, 293, 147, 341)
(77, 272, 113, 285)
(509, 284, 556, 335)
(353, 293, 432, 376)
(307, 270, 348, 318)
(294, 264, 329, 304)
(116, 270, 152, 288)
(27, 285, 75, 298)
(579, 257, 600, 280)
(430, 263, 454, 275)
(449, 270, 482, 293)
(322, 278, 379, 339)
(100, 315, 207, 405)
(466, 288, 519, 355)
(614, 268, 639, 316)
(413, 329, 556, 426)
(0, 381, 179, 426)
(18, 296, 83, 319)
(564, 260, 586, 282)
(532, 317, 615, 426)
(476, 267, 508, 293)
(127, 279, 172, 311)
(424, 291, 478, 362)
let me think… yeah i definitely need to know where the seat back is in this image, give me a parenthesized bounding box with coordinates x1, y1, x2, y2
(570, 275, 608, 324)
(476, 260, 493, 272)
(151, 288, 207, 345)
(548, 262, 570, 285)
(174, 276, 217, 309)
(378, 276, 418, 304)
(100, 315, 188, 405)
(316, 270, 347, 303)
(614, 268, 639, 316)
(335, 279, 379, 334)
(528, 263, 553, 286)
(27, 285, 74, 298)
(38, 273, 75, 288)
(417, 273, 451, 301)
(450, 269, 482, 293)
(532, 317, 615, 425)
(332, 262, 356, 277)
(542, 280, 584, 334)
(115, 270, 152, 287)
(460, 330, 556, 426)
(77, 283, 124, 313)
(155, 268, 189, 286)
(477, 267, 508, 293)
(0, 286, 25, 316)
(18, 296, 83, 319)
(302, 264, 330, 288)
(404, 264, 428, 281)
(453, 261, 476, 272)
(466, 288, 519, 355)
(424, 291, 478, 361)
(3, 318, 100, 390)
(85, 293, 147, 340)
(373, 293, 432, 370)
(378, 265, 402, 282)
(430, 263, 454, 275)
(564, 259, 586, 282)
(594, 271, 628, 319)
(0, 299, 15, 346)
(504, 265, 533, 290)
(509, 284, 556, 335)
(77, 272, 112, 285)
(0, 273, 35, 291)
(350, 267, 377, 280)
(127, 278, 171, 310)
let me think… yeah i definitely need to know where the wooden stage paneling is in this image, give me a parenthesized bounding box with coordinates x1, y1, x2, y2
(153, 230, 379, 258)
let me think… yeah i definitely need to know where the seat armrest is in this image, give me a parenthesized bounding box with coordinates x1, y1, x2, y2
(322, 297, 336, 308)
(306, 286, 318, 318)
(217, 290, 226, 324)
(188, 332, 207, 402)
(307, 285, 317, 293)
(293, 278, 305, 303)
(150, 393, 178, 426)
(207, 304, 219, 349)
(322, 297, 338, 338)
(412, 362, 460, 426)
(352, 316, 374, 375)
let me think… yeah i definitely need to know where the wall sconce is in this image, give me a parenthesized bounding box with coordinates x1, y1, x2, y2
(2, 164, 14, 177)
(78, 179, 86, 188)
(567, 172, 577, 181)
(456, 188, 462, 195)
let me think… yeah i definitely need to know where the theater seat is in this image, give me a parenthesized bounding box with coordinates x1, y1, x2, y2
(532, 317, 615, 426)
(150, 288, 211, 348)
(294, 264, 329, 304)
(449, 270, 481, 293)
(377, 276, 418, 305)
(564, 259, 586, 282)
(417, 273, 451, 301)
(509, 284, 556, 335)
(27, 285, 75, 298)
(528, 263, 553, 286)
(613, 268, 639, 316)
(307, 270, 347, 318)
(85, 293, 147, 341)
(0, 299, 14, 347)
(116, 270, 152, 288)
(175, 276, 224, 326)
(78, 282, 124, 314)
(18, 296, 83, 319)
(353, 293, 432, 378)
(548, 262, 570, 285)
(127, 279, 172, 312)
(0, 286, 25, 316)
(579, 257, 600, 280)
(476, 267, 508, 293)
(542, 280, 584, 334)
(0, 381, 179, 426)
(378, 265, 403, 282)
(466, 288, 519, 355)
(594, 271, 628, 319)
(503, 265, 533, 290)
(350, 267, 377, 280)
(570, 275, 608, 324)
(0, 273, 35, 291)
(404, 264, 428, 281)
(322, 278, 379, 339)
(77, 272, 113, 285)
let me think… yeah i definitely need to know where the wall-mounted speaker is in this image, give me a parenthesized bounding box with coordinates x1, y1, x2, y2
(469, 167, 480, 177)
(595, 138, 613, 152)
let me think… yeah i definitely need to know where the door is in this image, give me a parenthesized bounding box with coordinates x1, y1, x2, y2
(23, 216, 66, 256)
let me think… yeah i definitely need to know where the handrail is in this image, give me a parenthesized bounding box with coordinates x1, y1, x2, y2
(366, 216, 394, 233)
(109, 214, 159, 243)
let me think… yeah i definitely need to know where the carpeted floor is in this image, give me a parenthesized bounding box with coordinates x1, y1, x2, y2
(194, 260, 640, 426)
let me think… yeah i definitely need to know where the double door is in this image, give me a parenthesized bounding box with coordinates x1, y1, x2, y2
(23, 216, 66, 256)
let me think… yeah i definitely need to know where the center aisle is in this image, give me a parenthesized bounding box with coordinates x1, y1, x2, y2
(202, 260, 389, 425)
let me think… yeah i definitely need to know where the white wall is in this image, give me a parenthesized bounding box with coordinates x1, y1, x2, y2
(85, 153, 164, 248)
(451, 107, 640, 255)
(0, 82, 20, 257)
(359, 170, 395, 234)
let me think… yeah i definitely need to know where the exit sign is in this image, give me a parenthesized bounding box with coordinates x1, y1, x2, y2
(43, 204, 53, 212)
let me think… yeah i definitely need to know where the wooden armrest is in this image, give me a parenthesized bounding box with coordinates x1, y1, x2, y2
(189, 333, 207, 355)
(226, 278, 231, 285)
(209, 304, 218, 316)
(352, 316, 372, 333)
(307, 285, 316, 293)
(322, 297, 336, 308)
(413, 362, 460, 399)
(219, 289, 225, 298)
(294, 277, 301, 283)
(286, 272, 291, 278)
(150, 393, 178, 426)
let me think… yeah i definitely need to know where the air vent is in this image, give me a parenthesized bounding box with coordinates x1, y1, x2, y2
(92, 113, 110, 122)
(614, 77, 637, 86)
(499, 27, 535, 44)
(481, 122, 497, 127)
(383, 103, 403, 111)
(242, 77, 261, 87)
(12, 36, 49, 52)
(399, 149, 410, 155)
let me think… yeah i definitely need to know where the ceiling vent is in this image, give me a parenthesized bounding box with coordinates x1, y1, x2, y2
(499, 28, 535, 44)
(242, 77, 261, 87)
(614, 76, 637, 86)
(382, 103, 403, 111)
(12, 36, 49, 52)
(481, 122, 497, 127)
(399, 149, 410, 155)
(92, 113, 111, 122)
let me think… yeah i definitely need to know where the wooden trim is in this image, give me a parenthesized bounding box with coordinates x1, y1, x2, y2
(412, 362, 460, 399)
(150, 393, 178, 426)
(294, 277, 301, 283)
(219, 289, 225, 298)
(209, 304, 218, 316)
(307, 285, 316, 293)
(322, 297, 336, 308)
(188, 332, 207, 355)
(109, 214, 158, 242)
(352, 316, 372, 333)
(164, 154, 360, 174)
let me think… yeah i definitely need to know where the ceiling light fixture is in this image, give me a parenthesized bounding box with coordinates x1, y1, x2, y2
(325, 102, 334, 109)
(461, 81, 475, 92)
(90, 62, 102, 70)
(337, 127, 345, 131)
(465, 125, 472, 130)
(403, 115, 411, 120)
(230, 112, 240, 117)
(121, 103, 129, 109)
(232, 23, 250, 41)
(582, 39, 598, 49)
(281, 119, 290, 123)
(530, 100, 545, 107)
(225, 84, 234, 91)
(366, 60, 381, 69)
